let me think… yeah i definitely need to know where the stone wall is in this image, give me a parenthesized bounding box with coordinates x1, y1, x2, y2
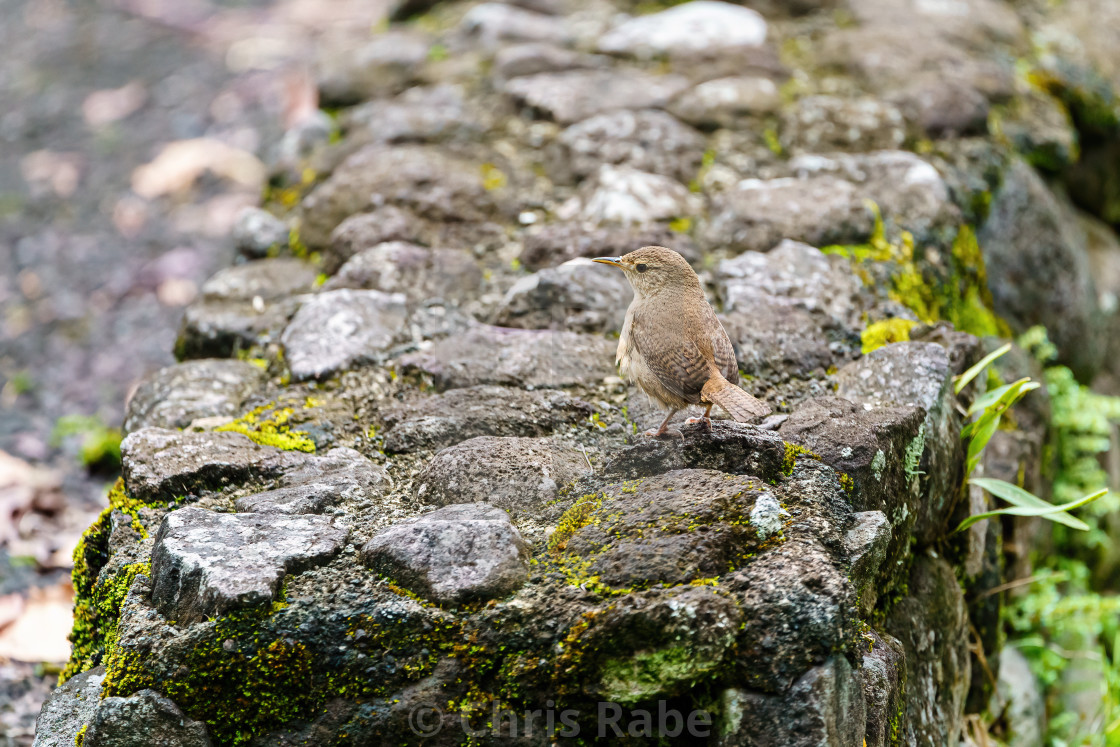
(34, 0, 1120, 744)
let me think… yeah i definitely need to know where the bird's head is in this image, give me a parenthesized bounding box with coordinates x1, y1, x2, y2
(592, 245, 699, 299)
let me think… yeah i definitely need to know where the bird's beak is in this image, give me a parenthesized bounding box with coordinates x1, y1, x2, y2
(592, 257, 623, 267)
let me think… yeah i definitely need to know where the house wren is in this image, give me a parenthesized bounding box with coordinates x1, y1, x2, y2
(593, 246, 770, 437)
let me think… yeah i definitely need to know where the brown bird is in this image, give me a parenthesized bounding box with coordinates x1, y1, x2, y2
(593, 246, 770, 437)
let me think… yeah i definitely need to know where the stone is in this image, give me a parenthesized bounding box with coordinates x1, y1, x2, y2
(414, 436, 590, 517)
(31, 667, 105, 747)
(992, 647, 1045, 747)
(324, 206, 419, 273)
(378, 385, 594, 452)
(668, 76, 781, 128)
(298, 145, 500, 248)
(361, 503, 530, 604)
(977, 159, 1103, 379)
(150, 506, 348, 624)
(231, 208, 288, 260)
(396, 324, 615, 391)
(718, 657, 865, 747)
(891, 77, 990, 137)
(175, 259, 319, 360)
(493, 259, 632, 333)
(601, 421, 787, 481)
(885, 555, 970, 747)
(836, 341, 965, 541)
(597, 1, 767, 60)
(576, 586, 741, 705)
(322, 241, 482, 305)
(862, 630, 907, 747)
(123, 359, 266, 435)
(458, 2, 571, 47)
(552, 109, 704, 184)
(502, 70, 689, 125)
(121, 428, 280, 502)
(721, 300, 834, 380)
(845, 510, 892, 615)
(780, 95, 905, 153)
(574, 165, 699, 226)
(493, 43, 606, 80)
(340, 85, 481, 146)
(704, 175, 874, 254)
(281, 289, 409, 382)
(315, 31, 431, 105)
(84, 689, 211, 747)
(236, 447, 388, 514)
(716, 239, 867, 330)
(519, 222, 698, 270)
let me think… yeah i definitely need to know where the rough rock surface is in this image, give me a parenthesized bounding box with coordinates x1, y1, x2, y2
(151, 506, 349, 624)
(361, 503, 530, 604)
(322, 242, 482, 304)
(502, 70, 690, 124)
(123, 360, 266, 435)
(415, 436, 590, 515)
(84, 689, 211, 747)
(235, 447, 387, 514)
(31, 668, 105, 747)
(493, 259, 632, 332)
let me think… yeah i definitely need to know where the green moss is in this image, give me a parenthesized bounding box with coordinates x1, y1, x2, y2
(215, 402, 316, 453)
(861, 319, 918, 354)
(838, 473, 855, 496)
(51, 415, 122, 469)
(598, 646, 717, 705)
(60, 506, 112, 684)
(74, 724, 87, 747)
(782, 442, 819, 476)
(548, 493, 603, 552)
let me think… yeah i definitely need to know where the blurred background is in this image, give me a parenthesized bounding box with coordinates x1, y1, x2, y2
(0, 0, 388, 740)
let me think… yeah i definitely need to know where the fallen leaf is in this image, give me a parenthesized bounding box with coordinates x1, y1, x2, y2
(0, 584, 74, 663)
(131, 138, 265, 198)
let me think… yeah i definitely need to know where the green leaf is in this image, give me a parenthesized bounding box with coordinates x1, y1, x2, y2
(966, 412, 1002, 474)
(969, 477, 1090, 531)
(955, 488, 1109, 532)
(969, 378, 1033, 416)
(954, 342, 1012, 395)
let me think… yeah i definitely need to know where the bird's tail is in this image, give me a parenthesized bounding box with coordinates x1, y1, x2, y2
(702, 373, 771, 421)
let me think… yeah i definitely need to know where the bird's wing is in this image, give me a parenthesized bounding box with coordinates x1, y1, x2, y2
(709, 312, 740, 385)
(631, 310, 712, 402)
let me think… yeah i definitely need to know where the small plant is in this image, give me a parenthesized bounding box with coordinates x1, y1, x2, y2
(51, 415, 122, 470)
(953, 343, 1108, 533)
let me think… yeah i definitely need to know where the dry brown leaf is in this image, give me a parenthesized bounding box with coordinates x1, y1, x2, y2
(0, 584, 74, 663)
(131, 138, 265, 199)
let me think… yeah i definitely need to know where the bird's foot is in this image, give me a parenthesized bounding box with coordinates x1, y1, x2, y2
(684, 416, 712, 431)
(643, 426, 682, 440)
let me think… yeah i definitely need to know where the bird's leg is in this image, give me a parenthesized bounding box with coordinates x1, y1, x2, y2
(645, 409, 680, 438)
(685, 403, 714, 431)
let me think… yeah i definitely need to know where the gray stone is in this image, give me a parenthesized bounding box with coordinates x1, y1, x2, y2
(602, 421, 787, 481)
(503, 69, 689, 124)
(341, 84, 481, 146)
(597, 1, 767, 60)
(780, 95, 905, 153)
(361, 503, 530, 604)
(298, 145, 500, 248)
(704, 175, 874, 254)
(573, 165, 699, 226)
(493, 43, 606, 79)
(978, 159, 1103, 379)
(151, 506, 348, 624)
(553, 109, 704, 184)
(396, 324, 615, 391)
(415, 436, 589, 516)
(885, 555, 970, 747)
(324, 206, 419, 273)
(845, 510, 892, 614)
(175, 259, 318, 360)
(493, 259, 632, 333)
(721, 300, 834, 380)
(378, 385, 594, 453)
(121, 428, 280, 502)
(716, 239, 867, 331)
(236, 447, 388, 514)
(837, 341, 966, 542)
(718, 657, 865, 747)
(281, 289, 409, 381)
(862, 630, 907, 747)
(323, 241, 482, 305)
(232, 208, 288, 260)
(124, 359, 266, 435)
(84, 689, 211, 747)
(459, 3, 571, 47)
(315, 30, 431, 105)
(668, 76, 781, 127)
(32, 667, 105, 747)
(992, 647, 1045, 747)
(890, 76, 990, 137)
(519, 222, 698, 270)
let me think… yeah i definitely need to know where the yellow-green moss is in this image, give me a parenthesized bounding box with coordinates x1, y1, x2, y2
(782, 442, 819, 476)
(861, 319, 918, 354)
(548, 493, 603, 552)
(215, 402, 316, 453)
(838, 473, 855, 496)
(74, 723, 87, 747)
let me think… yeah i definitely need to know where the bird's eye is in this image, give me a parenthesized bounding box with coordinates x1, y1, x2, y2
(636, 263, 648, 273)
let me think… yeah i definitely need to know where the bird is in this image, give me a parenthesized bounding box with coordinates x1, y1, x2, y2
(593, 246, 771, 438)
